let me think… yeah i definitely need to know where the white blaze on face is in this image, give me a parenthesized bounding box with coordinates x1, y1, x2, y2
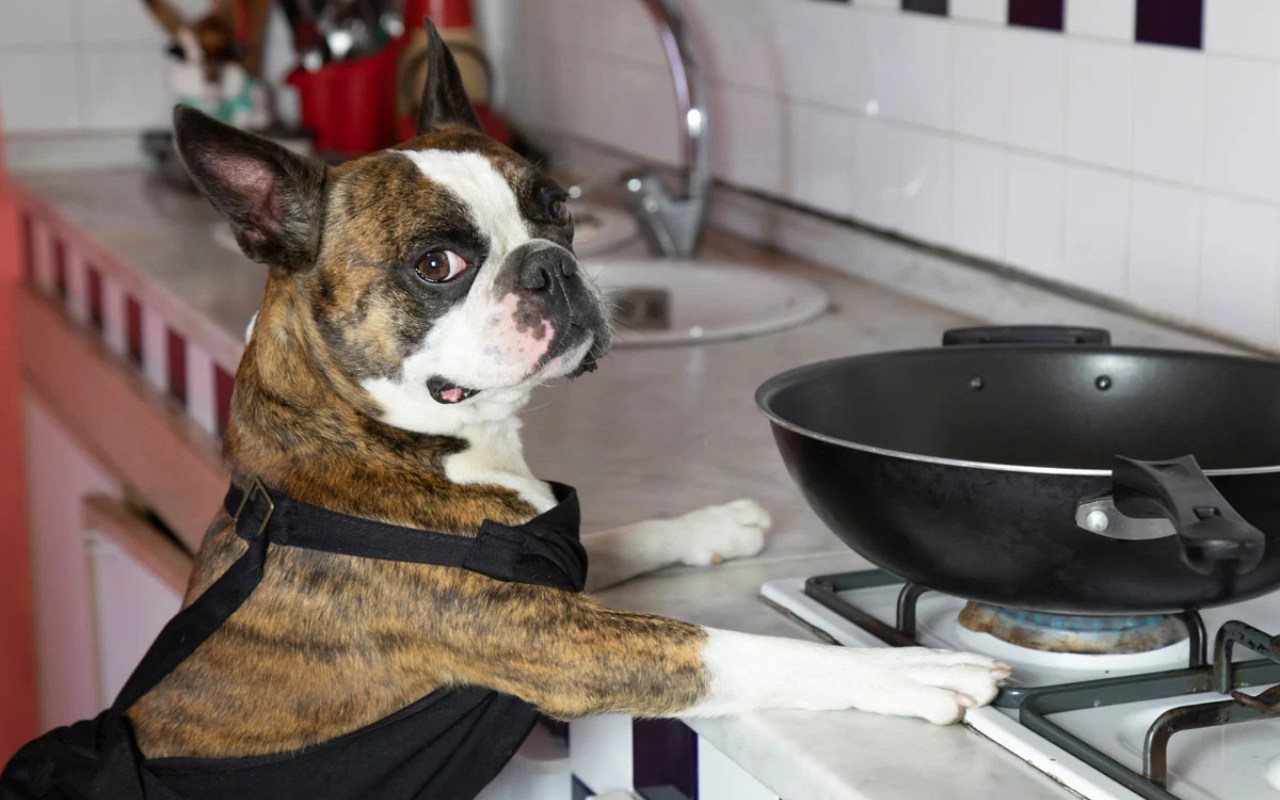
(359, 149, 586, 436)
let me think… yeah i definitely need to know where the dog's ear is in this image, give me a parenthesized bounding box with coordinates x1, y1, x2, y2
(173, 104, 326, 272)
(416, 17, 483, 135)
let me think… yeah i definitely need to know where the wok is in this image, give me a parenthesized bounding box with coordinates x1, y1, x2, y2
(756, 326, 1280, 614)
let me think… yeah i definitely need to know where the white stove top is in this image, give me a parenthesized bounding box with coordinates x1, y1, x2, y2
(761, 576, 1280, 800)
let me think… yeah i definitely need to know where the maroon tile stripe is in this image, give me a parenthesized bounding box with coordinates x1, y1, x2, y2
(167, 327, 187, 406)
(1136, 0, 1203, 49)
(53, 236, 67, 301)
(1008, 0, 1064, 31)
(126, 294, 144, 367)
(87, 265, 104, 333)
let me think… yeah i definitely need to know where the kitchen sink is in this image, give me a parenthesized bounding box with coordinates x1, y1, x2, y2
(216, 226, 827, 346)
(586, 259, 829, 347)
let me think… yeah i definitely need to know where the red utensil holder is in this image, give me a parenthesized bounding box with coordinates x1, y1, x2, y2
(287, 44, 401, 157)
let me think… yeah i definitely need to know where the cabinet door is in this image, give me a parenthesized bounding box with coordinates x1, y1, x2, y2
(84, 496, 190, 704)
(22, 393, 119, 727)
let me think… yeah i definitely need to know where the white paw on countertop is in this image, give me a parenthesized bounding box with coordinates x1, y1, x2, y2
(676, 498, 772, 567)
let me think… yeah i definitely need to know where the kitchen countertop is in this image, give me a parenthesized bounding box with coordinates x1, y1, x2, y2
(16, 168, 1248, 800)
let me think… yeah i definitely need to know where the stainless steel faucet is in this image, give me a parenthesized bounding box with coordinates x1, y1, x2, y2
(570, 0, 710, 259)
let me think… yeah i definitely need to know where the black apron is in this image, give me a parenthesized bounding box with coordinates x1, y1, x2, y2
(1, 480, 587, 800)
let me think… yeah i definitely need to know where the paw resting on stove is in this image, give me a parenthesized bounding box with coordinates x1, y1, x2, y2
(841, 647, 1011, 724)
(673, 499, 771, 566)
(680, 631, 1011, 724)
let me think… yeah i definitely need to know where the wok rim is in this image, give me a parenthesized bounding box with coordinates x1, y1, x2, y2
(755, 344, 1280, 478)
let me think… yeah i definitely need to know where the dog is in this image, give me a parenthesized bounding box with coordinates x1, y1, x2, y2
(1, 20, 1008, 800)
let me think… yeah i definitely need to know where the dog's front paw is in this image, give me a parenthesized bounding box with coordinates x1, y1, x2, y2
(676, 499, 772, 567)
(849, 648, 1010, 724)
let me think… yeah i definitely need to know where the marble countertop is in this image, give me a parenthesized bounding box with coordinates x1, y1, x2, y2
(18, 168, 1243, 800)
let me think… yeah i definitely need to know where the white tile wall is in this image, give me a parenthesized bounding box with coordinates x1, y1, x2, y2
(1127, 180, 1203, 321)
(951, 139, 1006, 261)
(1204, 0, 1280, 61)
(713, 85, 784, 195)
(1131, 45, 1206, 186)
(76, 0, 168, 44)
(1004, 29, 1066, 155)
(887, 14, 952, 130)
(950, 0, 1006, 25)
(1005, 152, 1065, 278)
(1063, 165, 1131, 297)
(952, 23, 1007, 143)
(1066, 39, 1132, 171)
(1199, 195, 1280, 345)
(0, 0, 76, 46)
(773, 0, 864, 111)
(899, 128, 952, 246)
(786, 101, 855, 216)
(81, 48, 170, 130)
(0, 52, 82, 132)
(850, 115, 903, 232)
(1066, 0, 1136, 41)
(1203, 56, 1280, 202)
(0, 0, 292, 136)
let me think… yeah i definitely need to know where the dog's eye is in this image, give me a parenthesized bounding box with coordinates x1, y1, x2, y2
(548, 198, 572, 226)
(415, 250, 468, 283)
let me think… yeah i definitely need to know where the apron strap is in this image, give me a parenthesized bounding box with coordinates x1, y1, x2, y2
(110, 481, 277, 714)
(224, 480, 587, 592)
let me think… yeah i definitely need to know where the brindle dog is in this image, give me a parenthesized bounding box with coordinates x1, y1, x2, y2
(128, 21, 1008, 765)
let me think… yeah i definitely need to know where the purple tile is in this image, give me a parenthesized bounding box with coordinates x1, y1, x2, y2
(87, 266, 104, 333)
(904, 0, 948, 14)
(167, 328, 187, 406)
(53, 237, 67, 301)
(126, 294, 143, 367)
(633, 718, 697, 800)
(1136, 0, 1202, 50)
(1009, 0, 1064, 30)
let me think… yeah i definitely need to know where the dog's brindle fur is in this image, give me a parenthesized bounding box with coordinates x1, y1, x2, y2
(128, 23, 1006, 761)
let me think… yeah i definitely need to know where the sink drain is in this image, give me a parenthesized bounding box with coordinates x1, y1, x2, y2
(611, 287, 670, 331)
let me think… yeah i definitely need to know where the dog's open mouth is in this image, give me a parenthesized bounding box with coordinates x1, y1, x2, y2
(427, 377, 481, 404)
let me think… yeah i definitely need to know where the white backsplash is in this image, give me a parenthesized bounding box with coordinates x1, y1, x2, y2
(0, 0, 295, 156)
(497, 0, 1280, 352)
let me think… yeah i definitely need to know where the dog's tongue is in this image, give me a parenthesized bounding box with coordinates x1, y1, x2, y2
(427, 377, 480, 405)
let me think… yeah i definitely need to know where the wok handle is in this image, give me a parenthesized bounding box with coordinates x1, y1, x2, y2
(942, 325, 1111, 346)
(1112, 455, 1266, 576)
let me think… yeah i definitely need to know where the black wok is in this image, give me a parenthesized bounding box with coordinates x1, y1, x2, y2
(756, 326, 1280, 614)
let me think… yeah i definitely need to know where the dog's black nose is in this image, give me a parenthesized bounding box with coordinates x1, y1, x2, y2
(517, 245, 577, 291)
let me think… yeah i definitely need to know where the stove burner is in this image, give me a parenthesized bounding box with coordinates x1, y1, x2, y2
(958, 602, 1189, 655)
(794, 570, 1280, 800)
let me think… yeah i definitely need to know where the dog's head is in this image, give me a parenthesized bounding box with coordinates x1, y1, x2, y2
(174, 21, 610, 434)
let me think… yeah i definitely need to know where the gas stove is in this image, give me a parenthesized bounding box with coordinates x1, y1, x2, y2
(762, 571, 1280, 800)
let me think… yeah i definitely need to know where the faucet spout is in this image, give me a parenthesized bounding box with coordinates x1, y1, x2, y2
(621, 0, 710, 259)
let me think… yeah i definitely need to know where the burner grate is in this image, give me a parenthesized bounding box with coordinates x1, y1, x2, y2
(801, 570, 1280, 800)
(1020, 620, 1280, 800)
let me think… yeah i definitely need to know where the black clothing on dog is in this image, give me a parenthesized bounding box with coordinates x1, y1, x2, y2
(1, 480, 587, 800)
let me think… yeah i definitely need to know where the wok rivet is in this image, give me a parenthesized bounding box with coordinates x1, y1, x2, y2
(1085, 509, 1111, 533)
(968, 376, 984, 391)
(1095, 375, 1113, 391)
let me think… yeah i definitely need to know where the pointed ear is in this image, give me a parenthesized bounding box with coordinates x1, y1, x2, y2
(416, 17, 483, 135)
(173, 104, 326, 271)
